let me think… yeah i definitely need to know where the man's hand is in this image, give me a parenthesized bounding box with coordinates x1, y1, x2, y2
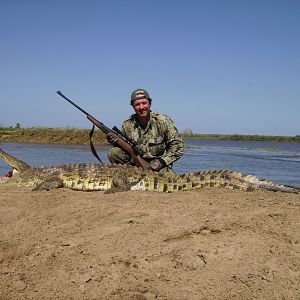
(106, 132, 119, 145)
(148, 159, 165, 172)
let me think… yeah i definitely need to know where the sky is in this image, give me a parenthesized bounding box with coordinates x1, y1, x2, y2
(0, 0, 299, 136)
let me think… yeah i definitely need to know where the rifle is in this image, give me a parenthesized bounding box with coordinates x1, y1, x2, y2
(56, 91, 148, 169)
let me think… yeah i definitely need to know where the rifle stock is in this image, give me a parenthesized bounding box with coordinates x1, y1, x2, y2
(57, 91, 148, 169)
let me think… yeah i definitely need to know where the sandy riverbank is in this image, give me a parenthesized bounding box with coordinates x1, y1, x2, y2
(0, 185, 299, 299)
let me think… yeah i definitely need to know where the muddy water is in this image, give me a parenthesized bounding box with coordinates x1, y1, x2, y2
(1, 139, 299, 187)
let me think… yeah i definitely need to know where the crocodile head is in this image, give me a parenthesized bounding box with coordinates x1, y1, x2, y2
(0, 148, 31, 174)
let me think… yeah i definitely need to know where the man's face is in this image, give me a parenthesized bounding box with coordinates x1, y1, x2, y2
(132, 97, 151, 119)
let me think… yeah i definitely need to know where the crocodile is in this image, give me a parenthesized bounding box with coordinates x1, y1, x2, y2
(0, 148, 299, 193)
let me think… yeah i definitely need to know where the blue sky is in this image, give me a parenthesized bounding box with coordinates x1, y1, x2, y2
(0, 0, 299, 136)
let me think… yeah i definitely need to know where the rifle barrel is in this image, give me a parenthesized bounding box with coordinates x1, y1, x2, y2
(57, 91, 89, 116)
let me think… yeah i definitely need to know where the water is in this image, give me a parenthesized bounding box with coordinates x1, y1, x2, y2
(0, 139, 299, 187)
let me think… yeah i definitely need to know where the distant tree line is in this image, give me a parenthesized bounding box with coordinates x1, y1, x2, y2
(181, 129, 300, 142)
(0, 123, 21, 129)
(0, 125, 299, 143)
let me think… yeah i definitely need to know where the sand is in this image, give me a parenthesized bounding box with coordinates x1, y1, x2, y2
(0, 184, 299, 300)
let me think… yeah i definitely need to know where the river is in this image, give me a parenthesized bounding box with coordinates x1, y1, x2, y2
(0, 139, 299, 187)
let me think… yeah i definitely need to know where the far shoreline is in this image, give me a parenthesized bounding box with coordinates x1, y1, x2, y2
(0, 127, 299, 145)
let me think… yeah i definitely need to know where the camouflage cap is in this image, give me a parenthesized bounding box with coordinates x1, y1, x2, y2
(130, 88, 151, 101)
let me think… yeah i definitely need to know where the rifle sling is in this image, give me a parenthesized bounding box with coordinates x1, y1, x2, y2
(89, 125, 103, 163)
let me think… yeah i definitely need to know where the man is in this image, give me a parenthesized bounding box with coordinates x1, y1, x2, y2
(106, 88, 184, 174)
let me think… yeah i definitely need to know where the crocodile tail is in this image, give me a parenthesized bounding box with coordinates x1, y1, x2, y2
(131, 170, 299, 193)
(238, 173, 300, 193)
(0, 148, 31, 173)
(194, 170, 300, 193)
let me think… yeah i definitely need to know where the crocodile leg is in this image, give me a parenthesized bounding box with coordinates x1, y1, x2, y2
(32, 178, 64, 191)
(104, 175, 140, 194)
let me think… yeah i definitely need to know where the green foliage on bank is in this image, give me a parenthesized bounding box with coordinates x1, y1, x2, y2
(0, 126, 299, 143)
(180, 129, 299, 142)
(182, 133, 300, 142)
(0, 127, 107, 145)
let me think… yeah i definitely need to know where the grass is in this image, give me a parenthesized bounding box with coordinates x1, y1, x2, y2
(0, 127, 299, 144)
(0, 127, 107, 145)
(185, 133, 300, 143)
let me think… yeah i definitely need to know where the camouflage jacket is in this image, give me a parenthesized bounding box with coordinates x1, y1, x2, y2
(121, 112, 184, 166)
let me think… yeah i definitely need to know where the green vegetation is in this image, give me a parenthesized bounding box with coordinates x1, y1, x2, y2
(181, 129, 300, 142)
(184, 133, 300, 142)
(0, 127, 107, 145)
(0, 126, 299, 144)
